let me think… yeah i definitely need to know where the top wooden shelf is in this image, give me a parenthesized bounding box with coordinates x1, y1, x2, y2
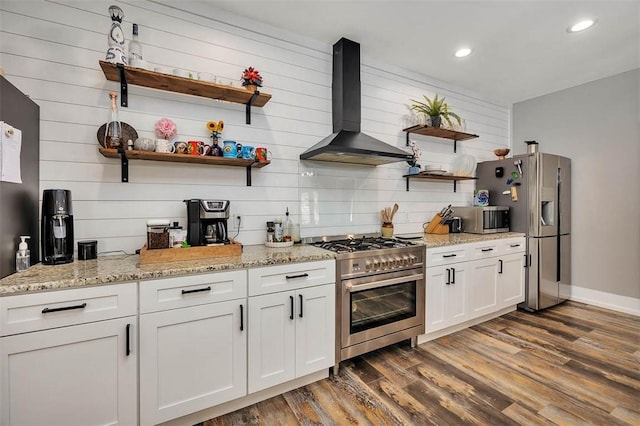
(403, 124, 479, 141)
(403, 124, 479, 153)
(99, 61, 271, 124)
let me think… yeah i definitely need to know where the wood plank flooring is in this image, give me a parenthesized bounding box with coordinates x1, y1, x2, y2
(204, 301, 640, 425)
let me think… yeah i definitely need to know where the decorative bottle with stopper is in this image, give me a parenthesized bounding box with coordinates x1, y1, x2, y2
(16, 236, 30, 272)
(105, 5, 127, 65)
(284, 207, 293, 241)
(104, 92, 122, 149)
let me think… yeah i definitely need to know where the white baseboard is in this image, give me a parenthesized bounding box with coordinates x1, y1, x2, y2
(567, 285, 640, 316)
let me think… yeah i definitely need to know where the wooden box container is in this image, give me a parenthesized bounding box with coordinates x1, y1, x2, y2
(139, 239, 242, 265)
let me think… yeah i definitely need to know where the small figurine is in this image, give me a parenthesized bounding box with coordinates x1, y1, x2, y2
(105, 5, 127, 65)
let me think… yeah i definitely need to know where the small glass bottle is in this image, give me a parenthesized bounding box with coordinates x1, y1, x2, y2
(16, 236, 30, 272)
(284, 208, 292, 241)
(266, 221, 275, 243)
(105, 92, 122, 149)
(128, 23, 143, 63)
(274, 218, 283, 242)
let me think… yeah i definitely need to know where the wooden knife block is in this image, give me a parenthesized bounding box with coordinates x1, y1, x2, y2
(424, 213, 450, 235)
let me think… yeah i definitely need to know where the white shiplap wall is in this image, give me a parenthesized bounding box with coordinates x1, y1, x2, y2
(0, 0, 509, 253)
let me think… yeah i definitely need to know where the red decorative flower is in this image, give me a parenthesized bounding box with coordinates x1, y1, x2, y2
(241, 66, 263, 87)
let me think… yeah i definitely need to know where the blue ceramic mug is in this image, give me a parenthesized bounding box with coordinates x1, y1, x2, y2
(241, 145, 255, 160)
(222, 140, 237, 158)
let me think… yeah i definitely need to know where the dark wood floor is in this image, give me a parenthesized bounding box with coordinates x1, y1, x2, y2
(205, 301, 640, 425)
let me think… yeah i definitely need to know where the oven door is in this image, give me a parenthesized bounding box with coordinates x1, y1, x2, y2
(341, 269, 425, 349)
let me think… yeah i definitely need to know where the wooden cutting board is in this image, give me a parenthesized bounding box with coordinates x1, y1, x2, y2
(139, 239, 242, 264)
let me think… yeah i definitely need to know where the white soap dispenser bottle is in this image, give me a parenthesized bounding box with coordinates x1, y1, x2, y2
(16, 236, 31, 272)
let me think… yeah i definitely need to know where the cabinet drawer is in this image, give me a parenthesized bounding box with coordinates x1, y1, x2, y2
(0, 282, 137, 336)
(248, 260, 335, 296)
(426, 246, 468, 267)
(140, 270, 247, 314)
(469, 241, 501, 259)
(500, 237, 526, 253)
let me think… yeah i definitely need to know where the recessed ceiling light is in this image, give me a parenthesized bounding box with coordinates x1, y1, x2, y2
(455, 48, 472, 58)
(568, 19, 596, 33)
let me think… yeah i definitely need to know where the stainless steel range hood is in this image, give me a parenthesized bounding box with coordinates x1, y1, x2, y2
(300, 38, 413, 166)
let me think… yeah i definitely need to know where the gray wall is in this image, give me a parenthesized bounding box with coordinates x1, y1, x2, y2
(513, 69, 640, 299)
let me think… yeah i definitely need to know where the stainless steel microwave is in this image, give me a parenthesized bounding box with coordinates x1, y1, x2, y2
(453, 206, 510, 234)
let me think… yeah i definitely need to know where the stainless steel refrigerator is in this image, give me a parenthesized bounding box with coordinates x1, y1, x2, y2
(0, 76, 40, 279)
(476, 152, 571, 311)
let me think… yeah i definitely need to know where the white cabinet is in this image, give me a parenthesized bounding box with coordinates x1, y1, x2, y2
(248, 261, 335, 394)
(426, 262, 468, 333)
(425, 237, 525, 336)
(139, 270, 247, 425)
(499, 252, 526, 307)
(0, 283, 137, 426)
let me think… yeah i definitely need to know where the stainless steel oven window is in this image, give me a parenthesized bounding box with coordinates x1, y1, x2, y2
(350, 281, 416, 334)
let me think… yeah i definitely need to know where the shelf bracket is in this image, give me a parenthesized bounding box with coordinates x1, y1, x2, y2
(116, 63, 128, 107)
(405, 132, 410, 147)
(117, 145, 129, 183)
(246, 166, 252, 186)
(453, 139, 457, 153)
(405, 177, 410, 192)
(453, 180, 457, 192)
(245, 91, 259, 125)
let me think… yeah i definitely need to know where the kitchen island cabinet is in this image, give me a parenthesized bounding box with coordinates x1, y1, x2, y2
(139, 270, 247, 425)
(247, 261, 335, 393)
(0, 283, 137, 426)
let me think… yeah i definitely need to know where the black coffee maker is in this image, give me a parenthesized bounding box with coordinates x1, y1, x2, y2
(41, 189, 74, 264)
(185, 199, 230, 246)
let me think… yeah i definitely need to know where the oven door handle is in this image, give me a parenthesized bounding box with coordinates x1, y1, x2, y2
(345, 273, 424, 292)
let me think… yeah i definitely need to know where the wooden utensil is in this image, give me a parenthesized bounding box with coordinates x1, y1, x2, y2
(390, 203, 399, 221)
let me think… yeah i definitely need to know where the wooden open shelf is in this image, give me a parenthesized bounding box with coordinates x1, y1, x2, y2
(403, 124, 479, 153)
(99, 61, 271, 124)
(99, 148, 269, 185)
(401, 172, 477, 192)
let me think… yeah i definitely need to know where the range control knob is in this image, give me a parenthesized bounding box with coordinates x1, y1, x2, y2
(402, 255, 410, 265)
(365, 260, 372, 271)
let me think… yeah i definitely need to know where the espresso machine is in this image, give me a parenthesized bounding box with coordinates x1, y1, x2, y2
(185, 199, 230, 246)
(41, 189, 74, 264)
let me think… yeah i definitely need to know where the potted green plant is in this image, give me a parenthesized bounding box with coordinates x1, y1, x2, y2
(410, 94, 462, 128)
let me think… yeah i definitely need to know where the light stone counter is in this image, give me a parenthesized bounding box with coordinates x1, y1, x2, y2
(0, 244, 335, 296)
(419, 232, 525, 248)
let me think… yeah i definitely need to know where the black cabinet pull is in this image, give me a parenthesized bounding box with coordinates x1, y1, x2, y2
(286, 273, 309, 280)
(42, 302, 87, 314)
(240, 304, 244, 331)
(181, 286, 211, 295)
(499, 259, 503, 274)
(125, 323, 131, 356)
(481, 248, 494, 252)
(510, 244, 520, 248)
(289, 295, 294, 320)
(451, 268, 456, 284)
(443, 254, 457, 258)
(299, 294, 303, 318)
(446, 268, 451, 285)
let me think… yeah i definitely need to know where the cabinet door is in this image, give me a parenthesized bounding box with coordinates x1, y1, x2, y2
(425, 267, 447, 332)
(295, 285, 335, 377)
(500, 253, 526, 307)
(468, 258, 500, 319)
(446, 264, 468, 325)
(248, 292, 295, 393)
(139, 300, 246, 425)
(0, 317, 136, 426)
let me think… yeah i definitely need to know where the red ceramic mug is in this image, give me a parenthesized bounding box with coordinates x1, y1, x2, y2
(255, 147, 271, 163)
(187, 141, 209, 156)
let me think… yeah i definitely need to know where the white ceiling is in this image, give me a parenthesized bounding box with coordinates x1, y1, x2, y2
(206, 0, 639, 105)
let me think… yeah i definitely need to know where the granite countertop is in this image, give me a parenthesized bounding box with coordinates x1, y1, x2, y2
(0, 244, 335, 296)
(0, 233, 525, 297)
(419, 232, 525, 248)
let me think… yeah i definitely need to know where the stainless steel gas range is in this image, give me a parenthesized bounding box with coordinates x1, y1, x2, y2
(312, 235, 425, 373)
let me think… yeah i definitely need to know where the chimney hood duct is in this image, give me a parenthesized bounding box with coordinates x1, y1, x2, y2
(300, 38, 413, 166)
